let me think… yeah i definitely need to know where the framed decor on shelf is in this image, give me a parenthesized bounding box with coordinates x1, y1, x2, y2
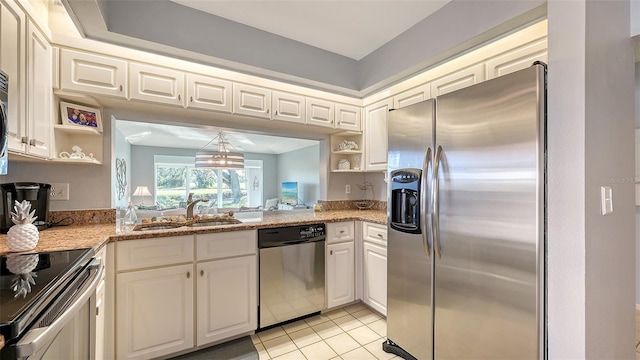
(59, 101, 102, 132)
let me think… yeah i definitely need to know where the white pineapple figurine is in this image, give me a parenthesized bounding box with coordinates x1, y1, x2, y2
(7, 200, 39, 252)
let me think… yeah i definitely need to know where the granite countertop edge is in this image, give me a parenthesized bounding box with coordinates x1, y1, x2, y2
(0, 210, 387, 256)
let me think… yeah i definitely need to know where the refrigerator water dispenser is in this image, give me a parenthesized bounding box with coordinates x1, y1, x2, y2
(390, 169, 421, 234)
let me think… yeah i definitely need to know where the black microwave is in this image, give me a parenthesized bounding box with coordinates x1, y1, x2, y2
(0, 70, 8, 175)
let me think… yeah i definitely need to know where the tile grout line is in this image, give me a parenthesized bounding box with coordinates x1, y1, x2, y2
(257, 312, 389, 360)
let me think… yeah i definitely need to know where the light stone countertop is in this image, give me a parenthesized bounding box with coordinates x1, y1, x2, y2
(0, 210, 387, 256)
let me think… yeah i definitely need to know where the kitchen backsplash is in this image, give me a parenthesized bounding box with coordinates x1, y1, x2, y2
(318, 200, 387, 211)
(49, 209, 116, 226)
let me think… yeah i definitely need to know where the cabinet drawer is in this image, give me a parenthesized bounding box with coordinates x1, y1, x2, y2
(326, 221, 354, 244)
(363, 222, 387, 246)
(196, 230, 256, 261)
(117, 236, 194, 271)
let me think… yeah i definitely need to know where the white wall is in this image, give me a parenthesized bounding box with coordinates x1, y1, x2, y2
(547, 1, 636, 358)
(1, 111, 114, 210)
(112, 128, 131, 209)
(276, 144, 320, 206)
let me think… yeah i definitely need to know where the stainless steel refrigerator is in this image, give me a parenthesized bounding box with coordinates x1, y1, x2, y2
(384, 63, 546, 360)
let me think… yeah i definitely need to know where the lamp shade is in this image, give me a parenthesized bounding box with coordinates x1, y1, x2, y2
(195, 131, 245, 170)
(132, 185, 152, 197)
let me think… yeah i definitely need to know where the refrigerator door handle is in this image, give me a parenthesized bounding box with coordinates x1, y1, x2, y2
(432, 145, 443, 258)
(420, 147, 432, 257)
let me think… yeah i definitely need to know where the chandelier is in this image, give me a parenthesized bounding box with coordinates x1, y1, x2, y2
(195, 131, 245, 169)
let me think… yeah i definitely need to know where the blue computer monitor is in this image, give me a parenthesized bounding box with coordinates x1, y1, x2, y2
(281, 182, 298, 205)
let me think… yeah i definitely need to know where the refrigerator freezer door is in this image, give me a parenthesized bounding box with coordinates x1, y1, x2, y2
(433, 65, 545, 359)
(387, 99, 434, 360)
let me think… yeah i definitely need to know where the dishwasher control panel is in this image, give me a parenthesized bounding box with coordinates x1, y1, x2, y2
(258, 223, 326, 248)
(299, 224, 325, 239)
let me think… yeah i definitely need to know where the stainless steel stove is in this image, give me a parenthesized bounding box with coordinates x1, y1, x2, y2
(0, 248, 102, 359)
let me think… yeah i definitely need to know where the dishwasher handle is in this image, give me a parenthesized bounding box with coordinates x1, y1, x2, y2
(259, 236, 325, 248)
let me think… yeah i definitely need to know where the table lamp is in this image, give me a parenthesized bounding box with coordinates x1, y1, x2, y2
(132, 185, 152, 205)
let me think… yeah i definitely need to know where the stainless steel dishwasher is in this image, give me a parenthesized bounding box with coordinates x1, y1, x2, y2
(258, 223, 325, 329)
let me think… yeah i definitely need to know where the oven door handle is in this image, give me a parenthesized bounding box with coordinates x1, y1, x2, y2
(15, 258, 103, 358)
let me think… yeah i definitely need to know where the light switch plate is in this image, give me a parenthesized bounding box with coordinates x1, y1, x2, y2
(601, 186, 613, 215)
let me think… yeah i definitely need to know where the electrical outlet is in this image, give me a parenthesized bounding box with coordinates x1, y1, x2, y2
(345, 184, 351, 194)
(50, 183, 69, 201)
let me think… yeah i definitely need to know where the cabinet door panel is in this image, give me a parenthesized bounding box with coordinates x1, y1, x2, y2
(26, 21, 51, 158)
(197, 256, 257, 345)
(327, 242, 354, 309)
(430, 64, 484, 96)
(186, 73, 231, 112)
(0, 0, 26, 152)
(116, 265, 194, 360)
(130, 62, 184, 106)
(393, 83, 431, 109)
(306, 98, 334, 128)
(60, 49, 127, 98)
(485, 38, 548, 80)
(363, 242, 387, 315)
(364, 98, 392, 171)
(335, 103, 361, 131)
(233, 83, 271, 119)
(272, 91, 305, 123)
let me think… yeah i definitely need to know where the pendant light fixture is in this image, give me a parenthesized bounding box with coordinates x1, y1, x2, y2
(195, 131, 245, 169)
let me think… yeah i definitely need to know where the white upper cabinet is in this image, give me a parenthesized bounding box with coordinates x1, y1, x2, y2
(233, 83, 271, 119)
(430, 64, 484, 97)
(364, 98, 392, 172)
(186, 73, 232, 113)
(0, 0, 26, 153)
(272, 91, 305, 123)
(60, 49, 127, 98)
(485, 38, 548, 80)
(393, 83, 431, 109)
(306, 97, 334, 128)
(129, 62, 185, 106)
(335, 103, 361, 131)
(25, 20, 51, 158)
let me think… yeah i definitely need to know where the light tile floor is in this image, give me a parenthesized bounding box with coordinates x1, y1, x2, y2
(252, 302, 399, 360)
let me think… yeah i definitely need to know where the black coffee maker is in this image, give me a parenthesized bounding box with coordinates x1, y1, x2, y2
(0, 183, 51, 233)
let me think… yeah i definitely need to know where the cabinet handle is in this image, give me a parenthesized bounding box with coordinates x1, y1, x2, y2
(178, 94, 181, 101)
(119, 84, 123, 92)
(190, 96, 193, 102)
(200, 270, 204, 277)
(21, 136, 28, 144)
(187, 271, 190, 279)
(339, 230, 345, 234)
(330, 250, 333, 255)
(377, 233, 383, 238)
(266, 109, 269, 114)
(29, 139, 36, 146)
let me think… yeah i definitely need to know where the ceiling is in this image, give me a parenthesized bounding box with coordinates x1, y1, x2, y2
(116, 120, 319, 154)
(169, 0, 449, 61)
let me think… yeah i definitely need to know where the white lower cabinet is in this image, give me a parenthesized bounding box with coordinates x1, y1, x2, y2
(196, 255, 257, 346)
(115, 232, 257, 359)
(362, 242, 387, 316)
(116, 264, 194, 360)
(326, 241, 355, 309)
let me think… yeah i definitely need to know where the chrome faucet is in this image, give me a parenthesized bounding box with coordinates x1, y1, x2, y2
(186, 192, 209, 220)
